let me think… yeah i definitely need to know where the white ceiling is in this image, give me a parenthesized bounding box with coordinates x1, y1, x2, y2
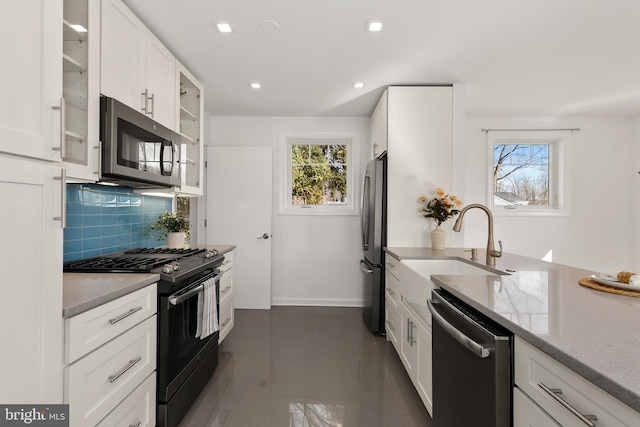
(123, 0, 640, 117)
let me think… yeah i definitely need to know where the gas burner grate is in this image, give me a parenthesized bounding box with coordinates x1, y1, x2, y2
(64, 256, 170, 272)
(124, 248, 207, 256)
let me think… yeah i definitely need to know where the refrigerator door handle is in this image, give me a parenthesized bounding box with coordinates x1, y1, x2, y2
(360, 260, 374, 274)
(361, 175, 370, 250)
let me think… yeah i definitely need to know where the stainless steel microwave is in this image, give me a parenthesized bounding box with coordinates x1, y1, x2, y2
(100, 96, 181, 188)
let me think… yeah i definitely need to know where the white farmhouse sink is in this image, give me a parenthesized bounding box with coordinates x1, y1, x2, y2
(402, 259, 504, 278)
(398, 259, 506, 308)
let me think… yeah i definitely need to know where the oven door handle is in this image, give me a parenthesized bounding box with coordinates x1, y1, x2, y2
(169, 271, 223, 306)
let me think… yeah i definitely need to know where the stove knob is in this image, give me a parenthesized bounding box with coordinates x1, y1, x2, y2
(162, 264, 174, 274)
(173, 263, 181, 271)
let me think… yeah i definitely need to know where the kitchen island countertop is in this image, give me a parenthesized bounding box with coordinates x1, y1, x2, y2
(385, 247, 640, 413)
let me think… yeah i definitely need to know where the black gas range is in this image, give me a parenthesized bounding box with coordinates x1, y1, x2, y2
(64, 247, 224, 293)
(64, 247, 226, 427)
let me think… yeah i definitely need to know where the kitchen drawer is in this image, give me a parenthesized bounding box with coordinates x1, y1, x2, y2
(515, 337, 640, 427)
(385, 256, 400, 280)
(385, 270, 400, 310)
(220, 251, 234, 273)
(65, 284, 157, 363)
(219, 269, 233, 307)
(385, 302, 400, 351)
(65, 316, 157, 427)
(514, 386, 560, 426)
(97, 373, 156, 427)
(218, 298, 234, 343)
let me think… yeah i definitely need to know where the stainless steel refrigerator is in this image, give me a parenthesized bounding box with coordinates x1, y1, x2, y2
(360, 152, 387, 334)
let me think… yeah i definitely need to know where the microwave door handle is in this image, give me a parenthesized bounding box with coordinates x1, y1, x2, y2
(160, 140, 173, 176)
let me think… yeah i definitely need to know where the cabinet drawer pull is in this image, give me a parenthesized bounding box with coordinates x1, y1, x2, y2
(108, 356, 142, 383)
(221, 317, 232, 328)
(222, 260, 232, 266)
(129, 420, 142, 427)
(221, 286, 232, 294)
(538, 382, 598, 427)
(109, 306, 143, 324)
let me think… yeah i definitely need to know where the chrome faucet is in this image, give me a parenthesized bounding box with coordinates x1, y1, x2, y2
(453, 204, 503, 267)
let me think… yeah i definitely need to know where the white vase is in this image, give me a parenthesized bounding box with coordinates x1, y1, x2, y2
(167, 232, 186, 249)
(430, 225, 446, 250)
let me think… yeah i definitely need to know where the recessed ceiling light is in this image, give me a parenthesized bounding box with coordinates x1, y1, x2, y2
(250, 82, 261, 89)
(366, 20, 383, 32)
(215, 22, 233, 33)
(69, 24, 87, 33)
(353, 82, 366, 89)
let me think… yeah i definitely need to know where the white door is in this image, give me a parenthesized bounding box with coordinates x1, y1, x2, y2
(205, 147, 272, 309)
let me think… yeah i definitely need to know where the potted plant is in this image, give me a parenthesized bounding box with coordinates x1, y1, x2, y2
(143, 211, 189, 249)
(418, 188, 462, 250)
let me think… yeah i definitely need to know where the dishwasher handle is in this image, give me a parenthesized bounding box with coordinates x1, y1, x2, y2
(428, 299, 491, 359)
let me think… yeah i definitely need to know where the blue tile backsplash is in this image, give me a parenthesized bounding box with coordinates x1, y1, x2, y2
(63, 184, 173, 262)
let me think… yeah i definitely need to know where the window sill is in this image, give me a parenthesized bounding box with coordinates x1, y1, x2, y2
(279, 206, 359, 216)
(491, 207, 570, 217)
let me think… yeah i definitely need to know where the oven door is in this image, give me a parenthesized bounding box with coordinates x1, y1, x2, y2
(157, 269, 221, 403)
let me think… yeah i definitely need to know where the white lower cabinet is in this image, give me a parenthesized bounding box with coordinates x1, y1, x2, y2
(64, 286, 157, 426)
(96, 374, 156, 427)
(415, 322, 433, 415)
(218, 250, 235, 343)
(515, 336, 640, 427)
(514, 386, 560, 427)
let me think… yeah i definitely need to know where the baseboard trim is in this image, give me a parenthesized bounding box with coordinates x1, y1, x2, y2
(271, 298, 364, 307)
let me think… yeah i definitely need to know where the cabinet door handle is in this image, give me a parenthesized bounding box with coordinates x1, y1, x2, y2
(109, 306, 143, 324)
(108, 356, 142, 383)
(221, 317, 232, 328)
(406, 318, 411, 344)
(147, 92, 154, 118)
(129, 420, 142, 427)
(93, 141, 101, 176)
(409, 320, 416, 346)
(221, 286, 232, 294)
(538, 382, 597, 427)
(52, 97, 66, 159)
(53, 168, 66, 228)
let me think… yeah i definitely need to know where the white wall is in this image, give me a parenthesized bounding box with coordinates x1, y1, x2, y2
(206, 116, 370, 307)
(461, 116, 638, 273)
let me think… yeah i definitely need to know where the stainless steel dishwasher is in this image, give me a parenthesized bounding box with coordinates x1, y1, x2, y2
(428, 288, 513, 427)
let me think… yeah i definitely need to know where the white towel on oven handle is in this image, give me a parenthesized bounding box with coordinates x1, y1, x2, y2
(196, 277, 218, 339)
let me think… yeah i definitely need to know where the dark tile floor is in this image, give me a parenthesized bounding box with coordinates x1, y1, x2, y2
(179, 306, 432, 427)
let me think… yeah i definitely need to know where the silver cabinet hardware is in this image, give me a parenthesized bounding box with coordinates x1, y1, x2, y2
(52, 98, 66, 159)
(221, 317, 232, 328)
(141, 90, 148, 113)
(108, 306, 143, 324)
(108, 356, 142, 383)
(221, 286, 232, 294)
(148, 93, 154, 118)
(428, 299, 491, 358)
(53, 168, 67, 228)
(538, 382, 597, 426)
(129, 420, 142, 427)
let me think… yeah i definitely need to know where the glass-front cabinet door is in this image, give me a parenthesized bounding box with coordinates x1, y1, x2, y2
(175, 61, 204, 196)
(62, 0, 99, 181)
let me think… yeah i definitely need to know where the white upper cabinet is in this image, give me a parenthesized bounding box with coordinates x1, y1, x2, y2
(175, 61, 204, 195)
(0, 0, 63, 161)
(145, 32, 176, 130)
(371, 90, 388, 158)
(101, 0, 175, 130)
(62, 0, 100, 181)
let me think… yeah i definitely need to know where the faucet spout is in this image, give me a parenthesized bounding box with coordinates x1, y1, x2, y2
(452, 203, 502, 266)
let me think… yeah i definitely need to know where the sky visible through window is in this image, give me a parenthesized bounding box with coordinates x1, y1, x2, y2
(493, 143, 550, 206)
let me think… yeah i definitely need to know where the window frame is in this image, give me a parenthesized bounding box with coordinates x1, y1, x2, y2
(486, 131, 571, 217)
(279, 132, 360, 216)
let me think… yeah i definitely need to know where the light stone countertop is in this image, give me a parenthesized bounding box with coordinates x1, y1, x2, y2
(63, 273, 159, 318)
(385, 247, 640, 414)
(62, 244, 237, 318)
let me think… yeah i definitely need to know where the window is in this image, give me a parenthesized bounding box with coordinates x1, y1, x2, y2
(280, 132, 359, 215)
(487, 131, 570, 216)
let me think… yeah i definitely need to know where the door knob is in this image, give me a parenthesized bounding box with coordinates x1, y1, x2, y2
(257, 233, 271, 240)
